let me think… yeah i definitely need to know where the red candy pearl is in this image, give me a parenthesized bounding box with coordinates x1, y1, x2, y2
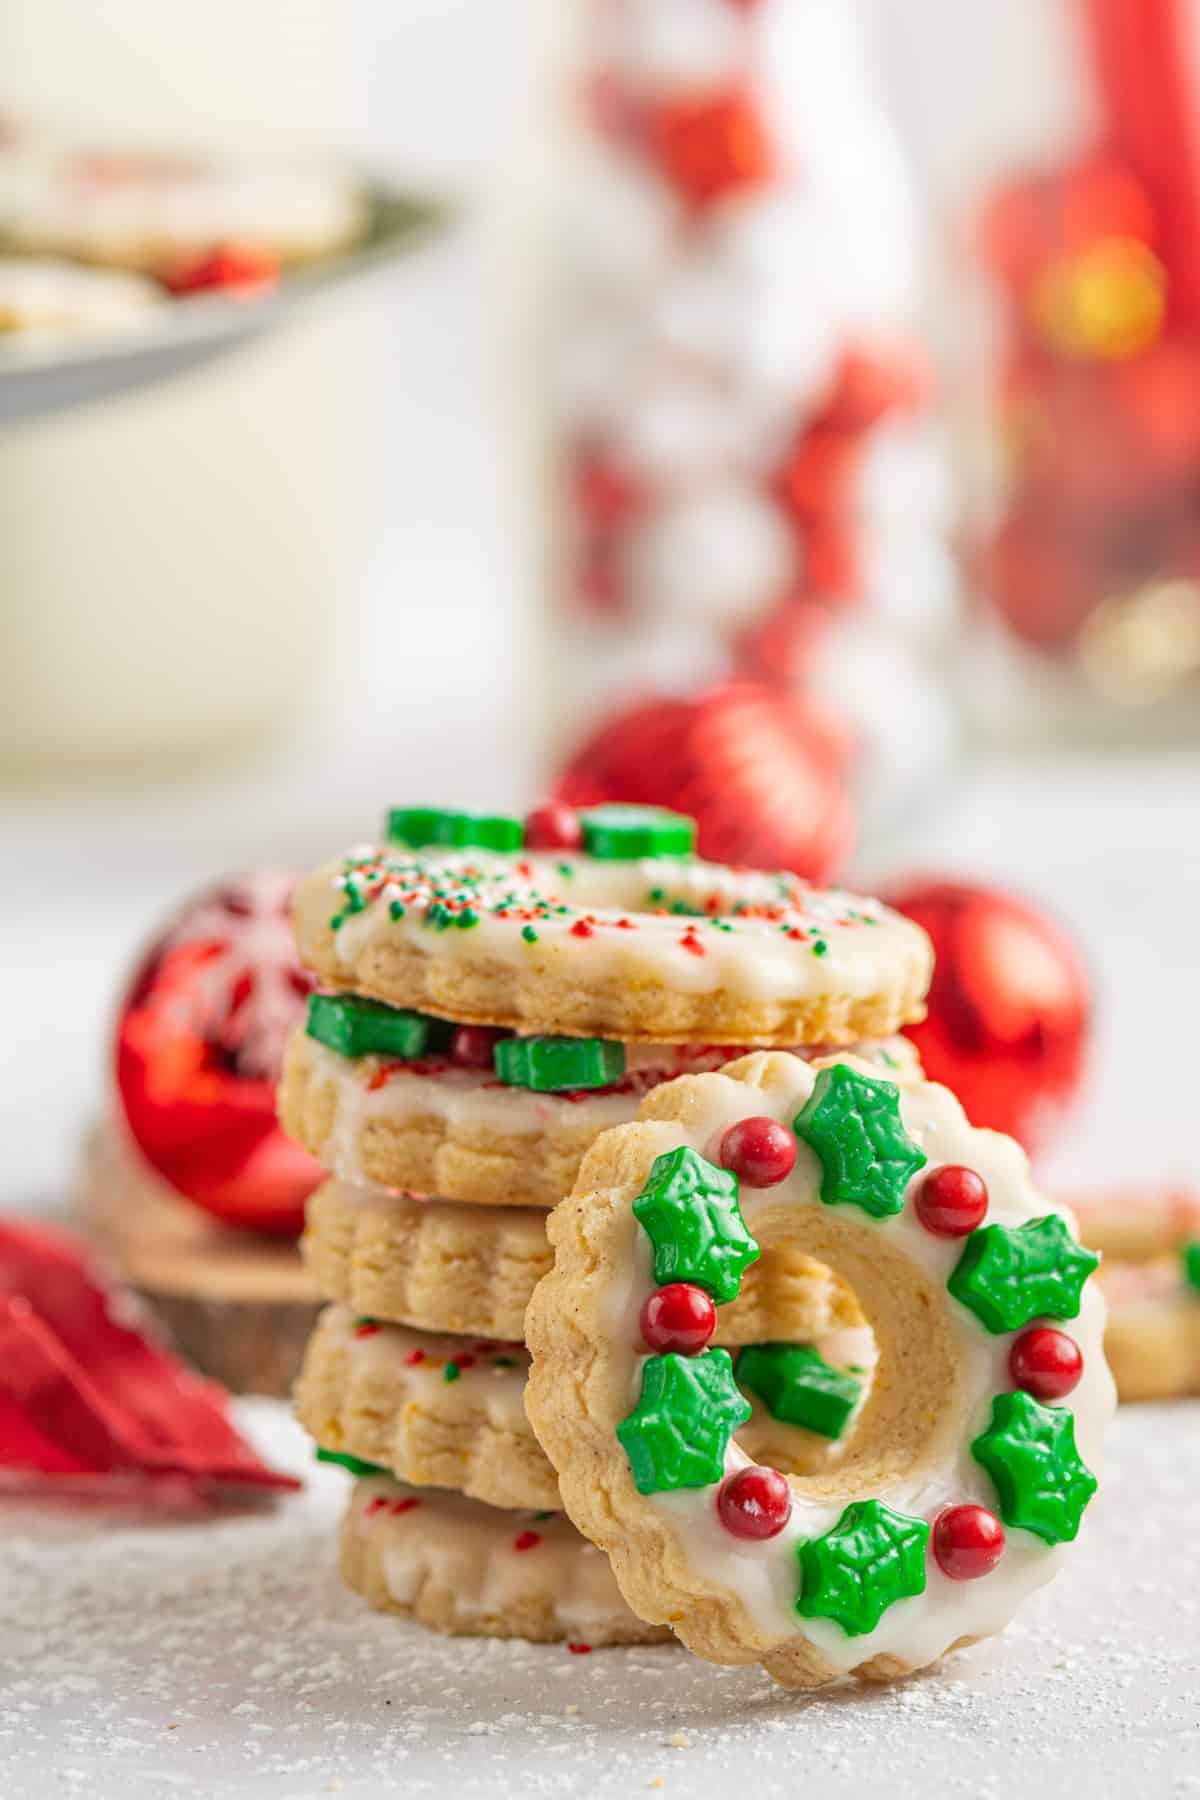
(524, 803, 583, 851)
(717, 1466, 792, 1540)
(718, 1116, 796, 1187)
(932, 1505, 1006, 1580)
(915, 1165, 989, 1236)
(640, 1283, 717, 1356)
(1009, 1327, 1083, 1400)
(450, 1024, 506, 1069)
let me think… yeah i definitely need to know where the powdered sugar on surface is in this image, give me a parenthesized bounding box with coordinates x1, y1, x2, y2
(1, 1399, 1197, 1800)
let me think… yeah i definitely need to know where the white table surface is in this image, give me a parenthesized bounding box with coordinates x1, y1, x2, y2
(2, 1399, 1197, 1800)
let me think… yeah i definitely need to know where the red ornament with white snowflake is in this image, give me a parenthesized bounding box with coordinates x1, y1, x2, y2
(888, 879, 1090, 1151)
(113, 871, 321, 1236)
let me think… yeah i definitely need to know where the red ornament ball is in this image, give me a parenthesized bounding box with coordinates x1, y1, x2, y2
(640, 1283, 717, 1356)
(716, 1465, 792, 1540)
(1009, 1327, 1083, 1401)
(524, 802, 583, 852)
(932, 1505, 1006, 1580)
(114, 870, 322, 1236)
(450, 1024, 507, 1069)
(719, 1116, 797, 1188)
(888, 880, 1090, 1150)
(554, 681, 855, 884)
(915, 1165, 989, 1237)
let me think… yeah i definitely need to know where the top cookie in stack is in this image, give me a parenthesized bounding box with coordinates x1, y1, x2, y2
(281, 801, 933, 1646)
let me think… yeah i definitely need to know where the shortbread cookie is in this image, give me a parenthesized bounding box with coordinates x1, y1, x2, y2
(0, 256, 161, 345)
(302, 1179, 869, 1347)
(339, 1475, 669, 1645)
(525, 1052, 1114, 1690)
(281, 1024, 920, 1207)
(298, 1305, 876, 1509)
(291, 804, 932, 1045)
(1072, 1187, 1200, 1402)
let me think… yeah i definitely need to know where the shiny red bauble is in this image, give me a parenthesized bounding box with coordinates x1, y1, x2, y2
(639, 1283, 717, 1356)
(932, 1505, 1006, 1581)
(114, 871, 321, 1235)
(717, 1465, 792, 1540)
(1009, 1327, 1083, 1401)
(915, 1165, 989, 1237)
(888, 880, 1090, 1151)
(523, 802, 583, 852)
(450, 1024, 507, 1069)
(718, 1117, 797, 1188)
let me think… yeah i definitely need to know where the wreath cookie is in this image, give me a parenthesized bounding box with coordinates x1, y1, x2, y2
(525, 1052, 1114, 1689)
(281, 1011, 919, 1208)
(291, 804, 932, 1045)
(298, 1305, 875, 1511)
(1073, 1187, 1200, 1402)
(338, 1475, 669, 1646)
(302, 1179, 869, 1348)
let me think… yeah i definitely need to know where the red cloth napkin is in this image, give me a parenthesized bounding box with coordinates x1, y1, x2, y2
(0, 1218, 299, 1495)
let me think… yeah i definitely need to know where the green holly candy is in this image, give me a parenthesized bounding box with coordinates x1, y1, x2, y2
(579, 804, 697, 860)
(632, 1146, 760, 1304)
(793, 1064, 927, 1219)
(1182, 1243, 1200, 1294)
(735, 1343, 862, 1440)
(306, 993, 453, 1060)
(385, 807, 524, 853)
(492, 1035, 626, 1092)
(971, 1390, 1097, 1544)
(947, 1214, 1100, 1335)
(315, 1447, 390, 1479)
(796, 1500, 929, 1637)
(616, 1349, 751, 1494)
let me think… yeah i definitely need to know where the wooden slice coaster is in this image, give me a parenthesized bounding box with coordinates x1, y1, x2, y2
(75, 1122, 320, 1397)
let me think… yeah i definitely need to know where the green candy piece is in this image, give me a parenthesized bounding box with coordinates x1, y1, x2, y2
(793, 1064, 926, 1220)
(315, 1447, 390, 1479)
(306, 993, 452, 1061)
(616, 1349, 751, 1494)
(947, 1214, 1100, 1335)
(971, 1390, 1097, 1545)
(580, 804, 697, 860)
(796, 1499, 929, 1638)
(385, 807, 524, 853)
(493, 1035, 626, 1092)
(1182, 1243, 1200, 1294)
(632, 1146, 760, 1304)
(736, 1343, 862, 1440)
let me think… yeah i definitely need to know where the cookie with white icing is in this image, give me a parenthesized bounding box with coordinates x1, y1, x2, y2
(291, 804, 932, 1046)
(0, 256, 161, 346)
(338, 1475, 670, 1646)
(302, 1177, 869, 1347)
(281, 1018, 920, 1208)
(525, 1051, 1114, 1689)
(298, 1303, 874, 1511)
(1072, 1187, 1200, 1402)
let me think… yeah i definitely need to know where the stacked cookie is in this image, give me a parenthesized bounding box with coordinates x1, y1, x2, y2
(281, 801, 934, 1648)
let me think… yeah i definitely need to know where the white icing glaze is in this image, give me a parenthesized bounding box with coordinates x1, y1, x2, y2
(595, 1055, 1115, 1675)
(315, 842, 929, 1009)
(348, 1478, 641, 1638)
(301, 1031, 918, 1187)
(322, 1306, 530, 1437)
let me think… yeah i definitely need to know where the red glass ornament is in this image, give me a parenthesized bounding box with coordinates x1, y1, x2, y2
(554, 682, 855, 883)
(718, 1117, 797, 1188)
(1009, 1327, 1083, 1400)
(888, 880, 1090, 1151)
(640, 1283, 717, 1356)
(163, 240, 280, 296)
(915, 1165, 989, 1237)
(114, 871, 321, 1235)
(646, 88, 772, 210)
(932, 1505, 1006, 1580)
(716, 1465, 792, 1540)
(524, 803, 584, 852)
(451, 1024, 507, 1069)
